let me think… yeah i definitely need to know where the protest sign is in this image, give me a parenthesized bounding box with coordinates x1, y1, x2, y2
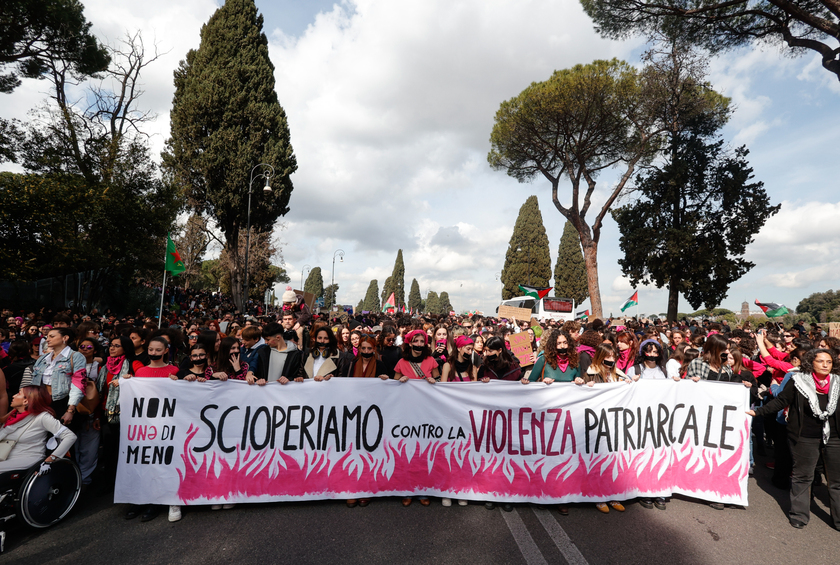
(498, 305, 533, 323)
(115, 379, 750, 507)
(508, 332, 534, 366)
(828, 322, 840, 338)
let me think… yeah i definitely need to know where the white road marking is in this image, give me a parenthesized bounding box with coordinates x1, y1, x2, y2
(501, 509, 549, 565)
(532, 508, 589, 565)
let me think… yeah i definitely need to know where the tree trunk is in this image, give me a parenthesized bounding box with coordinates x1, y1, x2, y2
(667, 281, 680, 323)
(581, 237, 603, 319)
(228, 231, 243, 313)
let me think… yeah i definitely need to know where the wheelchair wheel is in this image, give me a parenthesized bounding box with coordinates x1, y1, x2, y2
(16, 459, 81, 528)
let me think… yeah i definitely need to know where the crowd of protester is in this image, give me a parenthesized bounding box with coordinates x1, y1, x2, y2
(1, 286, 838, 532)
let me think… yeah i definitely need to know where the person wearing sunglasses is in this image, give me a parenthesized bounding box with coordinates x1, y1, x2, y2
(378, 327, 401, 378)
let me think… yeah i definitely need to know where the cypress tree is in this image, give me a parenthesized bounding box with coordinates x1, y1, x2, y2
(500, 195, 552, 299)
(163, 0, 297, 311)
(408, 278, 422, 312)
(304, 267, 324, 299)
(381, 275, 394, 305)
(391, 249, 405, 307)
(425, 291, 440, 315)
(363, 280, 380, 312)
(554, 221, 589, 305)
(323, 283, 338, 309)
(439, 292, 453, 314)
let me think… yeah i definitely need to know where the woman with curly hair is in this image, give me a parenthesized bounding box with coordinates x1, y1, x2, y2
(749, 349, 840, 530)
(523, 329, 579, 384)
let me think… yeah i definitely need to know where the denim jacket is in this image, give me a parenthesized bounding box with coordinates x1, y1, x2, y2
(30, 349, 87, 406)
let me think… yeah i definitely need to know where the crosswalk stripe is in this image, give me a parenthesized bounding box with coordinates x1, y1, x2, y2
(501, 509, 549, 565)
(532, 508, 589, 565)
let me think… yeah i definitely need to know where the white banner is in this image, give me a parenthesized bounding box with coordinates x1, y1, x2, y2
(115, 378, 750, 506)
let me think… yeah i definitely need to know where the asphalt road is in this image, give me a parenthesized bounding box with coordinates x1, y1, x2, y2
(3, 452, 838, 565)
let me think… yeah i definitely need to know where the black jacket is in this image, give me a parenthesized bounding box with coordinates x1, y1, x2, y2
(755, 377, 840, 439)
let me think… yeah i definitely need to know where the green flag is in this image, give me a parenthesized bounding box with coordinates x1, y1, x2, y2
(166, 234, 186, 276)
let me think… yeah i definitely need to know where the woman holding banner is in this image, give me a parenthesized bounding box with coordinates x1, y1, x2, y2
(523, 329, 580, 384)
(477, 337, 521, 382)
(748, 349, 840, 530)
(391, 329, 438, 507)
(575, 343, 630, 514)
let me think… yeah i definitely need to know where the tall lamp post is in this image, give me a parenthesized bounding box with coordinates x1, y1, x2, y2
(495, 272, 503, 301)
(244, 163, 274, 312)
(300, 264, 311, 291)
(331, 249, 345, 306)
(516, 245, 531, 286)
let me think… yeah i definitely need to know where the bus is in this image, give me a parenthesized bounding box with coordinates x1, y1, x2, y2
(497, 296, 576, 322)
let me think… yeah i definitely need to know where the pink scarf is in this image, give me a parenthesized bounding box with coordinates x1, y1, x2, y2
(106, 355, 125, 375)
(557, 356, 569, 373)
(617, 349, 633, 372)
(813, 372, 831, 395)
(4, 410, 29, 427)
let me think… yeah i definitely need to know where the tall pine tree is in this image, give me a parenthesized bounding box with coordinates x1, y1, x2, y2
(501, 195, 552, 299)
(554, 221, 589, 305)
(439, 292, 453, 314)
(381, 275, 394, 306)
(408, 278, 422, 312)
(304, 267, 324, 299)
(163, 0, 297, 311)
(391, 250, 405, 307)
(362, 280, 380, 312)
(426, 291, 440, 315)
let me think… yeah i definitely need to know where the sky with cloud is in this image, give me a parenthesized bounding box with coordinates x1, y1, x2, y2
(2, 0, 838, 317)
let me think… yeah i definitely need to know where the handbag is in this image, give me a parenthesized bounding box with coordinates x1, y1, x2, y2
(0, 416, 39, 462)
(76, 379, 101, 416)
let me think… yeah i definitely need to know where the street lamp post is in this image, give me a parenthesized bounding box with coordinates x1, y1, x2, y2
(300, 264, 311, 291)
(244, 163, 274, 312)
(331, 249, 345, 306)
(495, 272, 503, 301)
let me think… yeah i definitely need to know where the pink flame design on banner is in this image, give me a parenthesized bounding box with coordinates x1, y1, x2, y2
(176, 422, 748, 503)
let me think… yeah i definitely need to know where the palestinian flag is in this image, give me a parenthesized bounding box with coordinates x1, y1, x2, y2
(755, 300, 789, 318)
(382, 292, 396, 313)
(519, 285, 551, 300)
(165, 234, 186, 276)
(575, 309, 589, 320)
(620, 291, 638, 312)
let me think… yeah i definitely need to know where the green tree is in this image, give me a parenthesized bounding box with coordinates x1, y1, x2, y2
(0, 0, 109, 94)
(324, 283, 339, 309)
(611, 40, 778, 321)
(408, 278, 422, 312)
(362, 280, 380, 312)
(581, 0, 840, 81)
(381, 275, 394, 306)
(500, 196, 552, 300)
(426, 291, 440, 315)
(797, 290, 840, 319)
(304, 267, 324, 300)
(489, 59, 665, 317)
(391, 249, 406, 308)
(163, 0, 297, 311)
(554, 221, 589, 305)
(173, 214, 210, 289)
(439, 292, 453, 314)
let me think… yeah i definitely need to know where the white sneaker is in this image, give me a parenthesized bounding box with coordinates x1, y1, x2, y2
(222, 504, 236, 510)
(441, 498, 452, 507)
(211, 504, 222, 510)
(168, 505, 182, 522)
(458, 499, 468, 506)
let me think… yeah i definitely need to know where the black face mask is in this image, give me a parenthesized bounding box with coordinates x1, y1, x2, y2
(485, 354, 500, 365)
(360, 351, 374, 359)
(720, 353, 728, 362)
(557, 348, 569, 355)
(645, 354, 660, 362)
(411, 345, 425, 353)
(283, 330, 298, 342)
(148, 353, 163, 361)
(602, 359, 615, 368)
(191, 360, 205, 367)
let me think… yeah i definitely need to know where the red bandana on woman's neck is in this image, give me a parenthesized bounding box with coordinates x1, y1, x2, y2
(4, 410, 29, 427)
(106, 355, 125, 375)
(813, 372, 831, 395)
(556, 355, 569, 372)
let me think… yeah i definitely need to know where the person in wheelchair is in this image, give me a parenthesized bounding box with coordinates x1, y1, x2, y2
(0, 386, 76, 473)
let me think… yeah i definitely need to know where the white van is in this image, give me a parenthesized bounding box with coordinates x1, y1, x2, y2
(496, 296, 576, 322)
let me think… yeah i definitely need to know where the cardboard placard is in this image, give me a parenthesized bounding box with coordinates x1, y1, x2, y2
(293, 289, 316, 311)
(829, 322, 840, 339)
(498, 305, 533, 323)
(509, 331, 534, 367)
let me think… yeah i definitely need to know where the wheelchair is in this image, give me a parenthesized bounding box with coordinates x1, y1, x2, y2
(0, 457, 82, 553)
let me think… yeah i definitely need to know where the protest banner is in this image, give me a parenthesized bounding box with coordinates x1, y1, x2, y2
(508, 332, 534, 366)
(293, 289, 316, 311)
(498, 305, 532, 323)
(115, 379, 750, 507)
(828, 322, 840, 339)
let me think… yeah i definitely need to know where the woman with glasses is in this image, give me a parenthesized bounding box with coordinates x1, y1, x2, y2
(100, 336, 135, 500)
(176, 344, 209, 381)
